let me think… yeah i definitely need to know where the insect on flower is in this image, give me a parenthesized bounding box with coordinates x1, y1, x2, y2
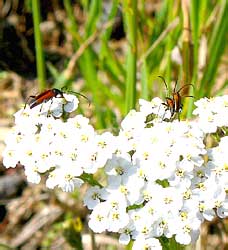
(26, 88, 63, 109)
(159, 76, 194, 120)
(25, 88, 90, 110)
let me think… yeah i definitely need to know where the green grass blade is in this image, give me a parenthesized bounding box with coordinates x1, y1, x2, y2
(100, 43, 126, 86)
(99, 0, 126, 93)
(123, 0, 137, 114)
(85, 0, 102, 37)
(32, 0, 46, 90)
(102, 62, 125, 92)
(62, 0, 106, 128)
(165, 0, 175, 83)
(199, 0, 228, 97)
(187, 0, 201, 117)
(182, 0, 193, 85)
(100, 0, 119, 42)
(63, 0, 80, 49)
(46, 62, 59, 80)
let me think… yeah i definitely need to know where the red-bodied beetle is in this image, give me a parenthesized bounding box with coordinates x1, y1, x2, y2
(159, 76, 194, 120)
(27, 88, 64, 109)
(25, 88, 89, 110)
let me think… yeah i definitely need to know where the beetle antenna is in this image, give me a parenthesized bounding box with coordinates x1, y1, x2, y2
(61, 86, 67, 92)
(177, 84, 194, 93)
(182, 95, 194, 98)
(174, 79, 178, 92)
(158, 76, 169, 96)
(60, 87, 91, 105)
(67, 90, 91, 106)
(24, 96, 36, 109)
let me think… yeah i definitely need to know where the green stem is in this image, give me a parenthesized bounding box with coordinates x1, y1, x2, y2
(187, 0, 200, 118)
(190, 0, 200, 84)
(181, 0, 194, 119)
(100, 0, 126, 86)
(80, 173, 103, 188)
(169, 237, 184, 250)
(123, 0, 137, 114)
(32, 0, 46, 91)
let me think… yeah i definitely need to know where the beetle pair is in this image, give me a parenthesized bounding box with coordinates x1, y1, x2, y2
(159, 76, 194, 121)
(26, 81, 192, 121)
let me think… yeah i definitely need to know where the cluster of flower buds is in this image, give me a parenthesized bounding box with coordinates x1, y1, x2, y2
(3, 93, 228, 249)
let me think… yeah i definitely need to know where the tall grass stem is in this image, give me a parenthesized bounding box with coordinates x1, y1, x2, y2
(199, 0, 227, 97)
(32, 0, 46, 90)
(123, 0, 137, 114)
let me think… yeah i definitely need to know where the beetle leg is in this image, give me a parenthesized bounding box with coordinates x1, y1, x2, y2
(24, 95, 36, 109)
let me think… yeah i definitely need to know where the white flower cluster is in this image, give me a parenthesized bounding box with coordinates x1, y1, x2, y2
(205, 136, 228, 217)
(193, 95, 228, 133)
(84, 96, 228, 249)
(3, 94, 116, 192)
(3, 93, 228, 249)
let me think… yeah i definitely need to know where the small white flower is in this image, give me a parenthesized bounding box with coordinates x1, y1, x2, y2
(2, 147, 19, 168)
(133, 216, 154, 239)
(174, 214, 201, 245)
(56, 167, 84, 192)
(84, 186, 108, 209)
(105, 155, 132, 178)
(59, 175, 84, 192)
(119, 221, 135, 245)
(139, 97, 168, 121)
(46, 170, 59, 189)
(132, 236, 162, 250)
(107, 173, 144, 206)
(88, 203, 109, 233)
(121, 109, 145, 131)
(68, 115, 90, 129)
(24, 165, 41, 184)
(50, 101, 64, 117)
(63, 93, 79, 112)
(107, 209, 129, 232)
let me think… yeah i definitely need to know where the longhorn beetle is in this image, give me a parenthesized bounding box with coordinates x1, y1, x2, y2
(158, 76, 194, 120)
(25, 88, 90, 110)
